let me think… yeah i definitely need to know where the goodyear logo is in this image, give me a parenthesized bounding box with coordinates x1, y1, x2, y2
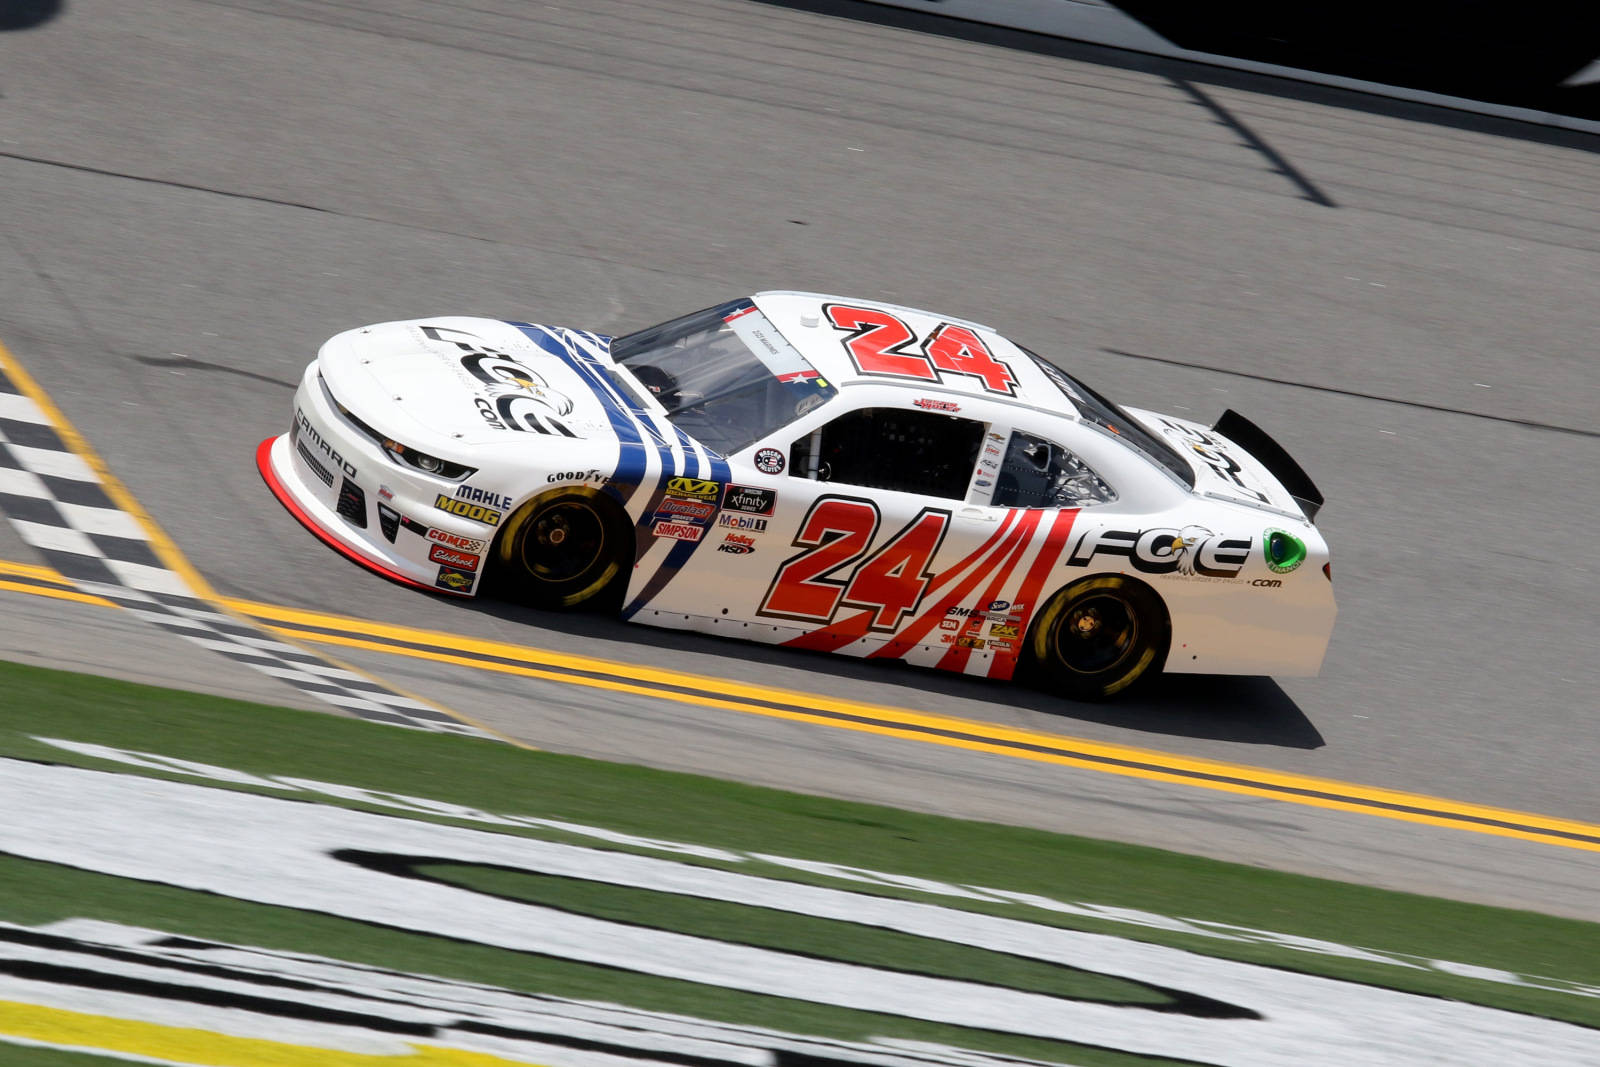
(665, 477, 720, 500)
(433, 494, 502, 526)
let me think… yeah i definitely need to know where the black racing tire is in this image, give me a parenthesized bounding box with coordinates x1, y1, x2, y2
(1027, 575, 1169, 701)
(493, 487, 630, 610)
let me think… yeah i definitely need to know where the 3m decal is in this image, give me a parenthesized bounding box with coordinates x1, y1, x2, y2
(652, 520, 704, 542)
(427, 529, 486, 553)
(1067, 526, 1250, 577)
(823, 304, 1018, 396)
(754, 447, 786, 475)
(429, 544, 480, 571)
(665, 476, 720, 500)
(760, 496, 951, 632)
(723, 484, 776, 515)
(433, 494, 502, 526)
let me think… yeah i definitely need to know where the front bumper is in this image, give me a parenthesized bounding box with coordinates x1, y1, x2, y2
(256, 366, 497, 597)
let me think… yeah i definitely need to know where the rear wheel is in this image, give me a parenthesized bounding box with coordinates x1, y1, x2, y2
(494, 488, 629, 609)
(1028, 575, 1168, 700)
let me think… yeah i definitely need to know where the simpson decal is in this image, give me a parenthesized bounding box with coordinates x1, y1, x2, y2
(653, 520, 705, 542)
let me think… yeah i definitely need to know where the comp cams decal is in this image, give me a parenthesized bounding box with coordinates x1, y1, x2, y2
(3, 757, 1593, 1067)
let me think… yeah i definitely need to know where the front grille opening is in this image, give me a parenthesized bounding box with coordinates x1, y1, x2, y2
(336, 478, 368, 528)
(376, 502, 400, 543)
(296, 441, 334, 487)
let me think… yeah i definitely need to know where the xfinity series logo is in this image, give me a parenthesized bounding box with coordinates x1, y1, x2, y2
(1068, 526, 1251, 577)
(294, 409, 356, 478)
(722, 485, 775, 515)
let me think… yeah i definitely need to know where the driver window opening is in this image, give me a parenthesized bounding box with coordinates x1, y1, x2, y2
(790, 407, 984, 501)
(992, 430, 1117, 508)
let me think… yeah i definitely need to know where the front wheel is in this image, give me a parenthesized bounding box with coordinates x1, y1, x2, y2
(494, 488, 629, 609)
(1027, 575, 1168, 700)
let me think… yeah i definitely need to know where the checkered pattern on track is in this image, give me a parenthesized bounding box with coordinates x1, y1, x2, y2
(0, 368, 492, 739)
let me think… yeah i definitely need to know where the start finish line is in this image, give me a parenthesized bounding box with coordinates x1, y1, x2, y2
(0, 757, 1594, 1067)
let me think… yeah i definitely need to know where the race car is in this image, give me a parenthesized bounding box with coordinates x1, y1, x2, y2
(258, 291, 1335, 699)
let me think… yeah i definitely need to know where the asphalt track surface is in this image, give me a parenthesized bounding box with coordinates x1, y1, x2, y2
(1, 1, 1597, 917)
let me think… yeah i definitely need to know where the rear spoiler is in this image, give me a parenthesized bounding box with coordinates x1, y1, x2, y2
(1213, 409, 1325, 523)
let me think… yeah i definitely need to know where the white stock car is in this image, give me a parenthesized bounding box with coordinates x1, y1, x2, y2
(259, 292, 1335, 699)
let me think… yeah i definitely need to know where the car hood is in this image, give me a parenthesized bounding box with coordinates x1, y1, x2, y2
(316, 317, 641, 448)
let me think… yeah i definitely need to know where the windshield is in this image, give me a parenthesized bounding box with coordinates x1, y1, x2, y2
(1020, 347, 1195, 489)
(608, 299, 837, 456)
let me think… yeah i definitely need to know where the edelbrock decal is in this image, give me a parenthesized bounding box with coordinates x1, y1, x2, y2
(2, 758, 1594, 1067)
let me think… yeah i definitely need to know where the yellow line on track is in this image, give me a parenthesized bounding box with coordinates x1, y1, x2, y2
(5, 558, 1590, 853)
(0, 338, 510, 743)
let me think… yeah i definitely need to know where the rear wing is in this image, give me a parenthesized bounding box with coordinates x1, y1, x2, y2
(1213, 409, 1325, 523)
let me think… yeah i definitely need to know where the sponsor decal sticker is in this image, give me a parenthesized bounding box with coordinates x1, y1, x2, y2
(455, 484, 514, 510)
(940, 618, 960, 632)
(1251, 578, 1283, 587)
(955, 635, 986, 650)
(434, 565, 474, 590)
(913, 398, 961, 413)
(717, 533, 757, 555)
(718, 513, 769, 532)
(429, 544, 481, 571)
(1264, 528, 1308, 574)
(653, 520, 704, 542)
(427, 528, 487, 552)
(989, 638, 1014, 652)
(434, 493, 502, 526)
(547, 469, 610, 484)
(754, 447, 786, 475)
(654, 497, 718, 522)
(377, 484, 395, 501)
(723, 484, 776, 515)
(1068, 526, 1250, 578)
(974, 478, 992, 488)
(989, 623, 1018, 639)
(666, 476, 721, 500)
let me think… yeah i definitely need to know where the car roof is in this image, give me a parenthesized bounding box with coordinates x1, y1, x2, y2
(749, 291, 1077, 415)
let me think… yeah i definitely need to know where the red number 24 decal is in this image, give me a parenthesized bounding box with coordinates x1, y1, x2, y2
(760, 497, 950, 632)
(824, 304, 1018, 395)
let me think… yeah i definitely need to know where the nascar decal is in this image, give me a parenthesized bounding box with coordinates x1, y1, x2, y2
(5, 760, 1591, 1067)
(823, 304, 1018, 396)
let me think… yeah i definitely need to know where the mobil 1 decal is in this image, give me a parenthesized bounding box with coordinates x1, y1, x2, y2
(759, 495, 950, 632)
(419, 324, 576, 436)
(823, 303, 1018, 395)
(1068, 525, 1251, 577)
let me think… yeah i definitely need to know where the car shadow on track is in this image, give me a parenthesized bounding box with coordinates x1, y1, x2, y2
(468, 598, 1326, 752)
